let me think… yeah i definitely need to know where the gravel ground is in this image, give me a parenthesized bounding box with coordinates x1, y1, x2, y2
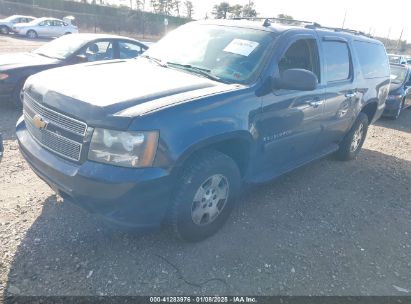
(0, 36, 411, 297)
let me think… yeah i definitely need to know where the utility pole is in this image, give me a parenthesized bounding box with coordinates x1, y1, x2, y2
(386, 27, 391, 51)
(396, 28, 404, 52)
(341, 11, 347, 29)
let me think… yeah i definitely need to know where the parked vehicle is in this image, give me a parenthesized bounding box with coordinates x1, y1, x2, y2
(0, 15, 35, 35)
(384, 64, 411, 119)
(0, 33, 148, 107)
(407, 56, 411, 65)
(0, 133, 3, 162)
(12, 17, 78, 38)
(17, 19, 390, 241)
(388, 53, 408, 65)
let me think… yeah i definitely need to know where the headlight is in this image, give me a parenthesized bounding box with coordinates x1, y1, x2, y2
(387, 94, 402, 100)
(0, 73, 9, 80)
(88, 128, 159, 168)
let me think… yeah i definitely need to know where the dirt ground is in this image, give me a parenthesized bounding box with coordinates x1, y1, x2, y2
(0, 35, 411, 297)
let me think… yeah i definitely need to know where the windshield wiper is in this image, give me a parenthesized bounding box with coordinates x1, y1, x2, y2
(141, 55, 168, 67)
(167, 62, 224, 82)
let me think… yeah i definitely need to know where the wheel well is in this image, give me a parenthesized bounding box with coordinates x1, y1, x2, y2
(179, 138, 251, 177)
(361, 102, 378, 123)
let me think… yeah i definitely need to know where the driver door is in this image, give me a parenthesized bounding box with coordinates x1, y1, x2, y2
(257, 35, 326, 173)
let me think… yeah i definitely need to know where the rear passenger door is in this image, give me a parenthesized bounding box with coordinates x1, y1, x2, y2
(317, 36, 357, 148)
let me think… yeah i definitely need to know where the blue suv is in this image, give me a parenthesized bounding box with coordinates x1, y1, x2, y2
(17, 19, 390, 241)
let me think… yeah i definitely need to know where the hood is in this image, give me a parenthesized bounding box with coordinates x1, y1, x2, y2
(25, 59, 238, 128)
(0, 52, 60, 70)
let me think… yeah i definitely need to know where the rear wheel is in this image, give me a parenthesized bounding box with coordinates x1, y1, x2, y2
(26, 30, 38, 39)
(169, 150, 241, 242)
(336, 112, 369, 161)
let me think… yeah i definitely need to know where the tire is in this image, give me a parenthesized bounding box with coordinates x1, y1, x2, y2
(12, 82, 25, 109)
(0, 25, 9, 35)
(335, 112, 369, 161)
(26, 30, 38, 39)
(390, 99, 404, 120)
(169, 150, 241, 242)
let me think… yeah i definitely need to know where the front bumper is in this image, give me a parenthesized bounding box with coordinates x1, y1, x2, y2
(16, 118, 174, 229)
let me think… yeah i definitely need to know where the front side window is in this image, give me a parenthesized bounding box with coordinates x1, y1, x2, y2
(143, 23, 277, 84)
(278, 38, 320, 81)
(323, 41, 351, 82)
(81, 41, 114, 62)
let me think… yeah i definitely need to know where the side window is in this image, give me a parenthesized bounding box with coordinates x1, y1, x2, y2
(53, 21, 63, 27)
(323, 41, 351, 82)
(353, 41, 389, 79)
(119, 42, 144, 59)
(278, 38, 320, 81)
(80, 41, 114, 62)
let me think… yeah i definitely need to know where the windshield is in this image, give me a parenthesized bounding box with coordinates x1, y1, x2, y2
(33, 35, 90, 60)
(143, 23, 276, 84)
(390, 65, 407, 84)
(3, 15, 19, 22)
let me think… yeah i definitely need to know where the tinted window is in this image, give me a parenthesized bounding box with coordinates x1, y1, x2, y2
(354, 41, 389, 78)
(119, 41, 144, 59)
(323, 41, 351, 82)
(279, 38, 320, 81)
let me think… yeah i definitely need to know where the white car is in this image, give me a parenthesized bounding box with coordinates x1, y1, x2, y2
(0, 15, 35, 35)
(388, 53, 408, 65)
(12, 17, 78, 39)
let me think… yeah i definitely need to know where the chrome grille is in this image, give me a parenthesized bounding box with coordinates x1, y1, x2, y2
(24, 92, 87, 136)
(23, 93, 86, 162)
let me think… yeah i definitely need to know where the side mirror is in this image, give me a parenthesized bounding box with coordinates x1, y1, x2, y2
(74, 54, 88, 63)
(275, 69, 318, 91)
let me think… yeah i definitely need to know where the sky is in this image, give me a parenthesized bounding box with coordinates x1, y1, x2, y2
(108, 0, 411, 42)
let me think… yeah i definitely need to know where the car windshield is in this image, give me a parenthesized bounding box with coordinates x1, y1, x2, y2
(142, 23, 277, 84)
(390, 65, 407, 84)
(33, 35, 90, 60)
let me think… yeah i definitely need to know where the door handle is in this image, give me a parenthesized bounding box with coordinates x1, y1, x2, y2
(306, 98, 323, 108)
(345, 92, 357, 99)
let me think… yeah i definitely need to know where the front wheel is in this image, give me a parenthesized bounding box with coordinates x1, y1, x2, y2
(0, 25, 9, 35)
(390, 99, 405, 120)
(26, 30, 38, 39)
(169, 150, 241, 242)
(336, 112, 369, 161)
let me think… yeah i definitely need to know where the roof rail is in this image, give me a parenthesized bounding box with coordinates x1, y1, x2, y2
(232, 17, 319, 27)
(231, 17, 374, 38)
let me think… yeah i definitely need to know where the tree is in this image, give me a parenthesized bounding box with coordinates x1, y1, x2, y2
(151, 0, 175, 15)
(184, 0, 194, 19)
(174, 0, 181, 16)
(212, 2, 230, 19)
(242, 1, 257, 18)
(229, 4, 243, 19)
(277, 14, 295, 24)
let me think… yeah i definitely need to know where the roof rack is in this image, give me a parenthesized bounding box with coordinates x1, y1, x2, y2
(231, 17, 374, 38)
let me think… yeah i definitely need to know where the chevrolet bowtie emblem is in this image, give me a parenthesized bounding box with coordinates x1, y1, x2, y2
(32, 114, 48, 130)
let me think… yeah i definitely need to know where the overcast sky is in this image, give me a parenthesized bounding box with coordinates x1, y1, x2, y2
(110, 0, 410, 41)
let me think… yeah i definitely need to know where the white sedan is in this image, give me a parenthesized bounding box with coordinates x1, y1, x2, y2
(12, 17, 78, 39)
(0, 15, 35, 35)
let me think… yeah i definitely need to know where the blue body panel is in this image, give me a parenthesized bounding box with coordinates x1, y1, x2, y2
(16, 21, 390, 227)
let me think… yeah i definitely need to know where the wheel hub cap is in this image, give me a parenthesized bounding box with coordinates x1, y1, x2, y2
(350, 123, 364, 152)
(191, 174, 229, 226)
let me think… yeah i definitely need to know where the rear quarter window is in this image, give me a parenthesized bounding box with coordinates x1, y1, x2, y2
(353, 41, 389, 79)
